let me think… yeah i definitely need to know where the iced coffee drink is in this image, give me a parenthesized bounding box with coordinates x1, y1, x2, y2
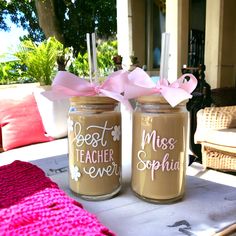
(68, 96, 121, 200)
(131, 95, 188, 203)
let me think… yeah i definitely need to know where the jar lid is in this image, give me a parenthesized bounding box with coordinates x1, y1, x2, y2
(70, 96, 118, 105)
(136, 95, 187, 106)
(136, 95, 168, 104)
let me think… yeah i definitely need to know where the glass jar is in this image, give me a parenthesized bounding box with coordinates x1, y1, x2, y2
(131, 95, 189, 203)
(68, 96, 121, 200)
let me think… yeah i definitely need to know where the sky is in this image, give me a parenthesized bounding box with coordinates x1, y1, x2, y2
(0, 19, 28, 54)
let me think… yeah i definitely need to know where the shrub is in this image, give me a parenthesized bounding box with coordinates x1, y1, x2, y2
(0, 56, 29, 85)
(15, 37, 64, 85)
(69, 40, 117, 79)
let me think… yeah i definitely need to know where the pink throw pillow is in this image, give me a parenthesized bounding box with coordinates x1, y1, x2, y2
(0, 94, 53, 151)
(0, 128, 2, 151)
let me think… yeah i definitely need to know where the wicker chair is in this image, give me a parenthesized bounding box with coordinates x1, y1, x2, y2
(194, 106, 236, 171)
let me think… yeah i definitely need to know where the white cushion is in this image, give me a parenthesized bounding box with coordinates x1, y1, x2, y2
(195, 128, 236, 148)
(34, 87, 70, 139)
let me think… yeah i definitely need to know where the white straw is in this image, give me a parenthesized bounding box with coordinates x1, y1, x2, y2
(160, 32, 170, 80)
(86, 33, 92, 83)
(92, 33, 98, 83)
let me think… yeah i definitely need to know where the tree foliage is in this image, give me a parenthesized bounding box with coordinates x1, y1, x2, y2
(0, 0, 117, 55)
(0, 0, 44, 42)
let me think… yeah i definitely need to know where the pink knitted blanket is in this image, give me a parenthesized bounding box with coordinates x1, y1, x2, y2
(0, 161, 115, 236)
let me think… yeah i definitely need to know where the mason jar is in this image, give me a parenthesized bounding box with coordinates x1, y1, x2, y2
(68, 96, 121, 200)
(131, 95, 189, 203)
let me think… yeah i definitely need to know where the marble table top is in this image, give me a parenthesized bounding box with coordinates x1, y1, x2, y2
(31, 154, 236, 236)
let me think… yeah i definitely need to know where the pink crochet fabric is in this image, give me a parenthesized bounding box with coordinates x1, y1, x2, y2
(0, 161, 115, 236)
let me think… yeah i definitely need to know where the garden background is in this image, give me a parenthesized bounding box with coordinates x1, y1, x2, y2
(0, 0, 118, 85)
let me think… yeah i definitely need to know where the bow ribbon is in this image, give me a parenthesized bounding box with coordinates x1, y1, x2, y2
(43, 70, 132, 109)
(43, 68, 197, 109)
(124, 68, 198, 107)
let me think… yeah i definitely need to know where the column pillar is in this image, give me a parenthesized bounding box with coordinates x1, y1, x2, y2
(166, 0, 189, 81)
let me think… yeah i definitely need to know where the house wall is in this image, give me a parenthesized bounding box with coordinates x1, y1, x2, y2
(220, 0, 236, 87)
(117, 0, 146, 70)
(117, 0, 132, 70)
(117, 0, 189, 78)
(205, 0, 236, 88)
(117, 0, 236, 88)
(166, 0, 189, 80)
(204, 0, 222, 88)
(131, 0, 146, 68)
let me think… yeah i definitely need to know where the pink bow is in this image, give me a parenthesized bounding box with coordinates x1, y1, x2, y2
(43, 70, 132, 109)
(124, 68, 198, 107)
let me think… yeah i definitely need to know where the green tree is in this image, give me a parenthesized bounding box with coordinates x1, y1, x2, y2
(0, 0, 44, 42)
(0, 0, 117, 55)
